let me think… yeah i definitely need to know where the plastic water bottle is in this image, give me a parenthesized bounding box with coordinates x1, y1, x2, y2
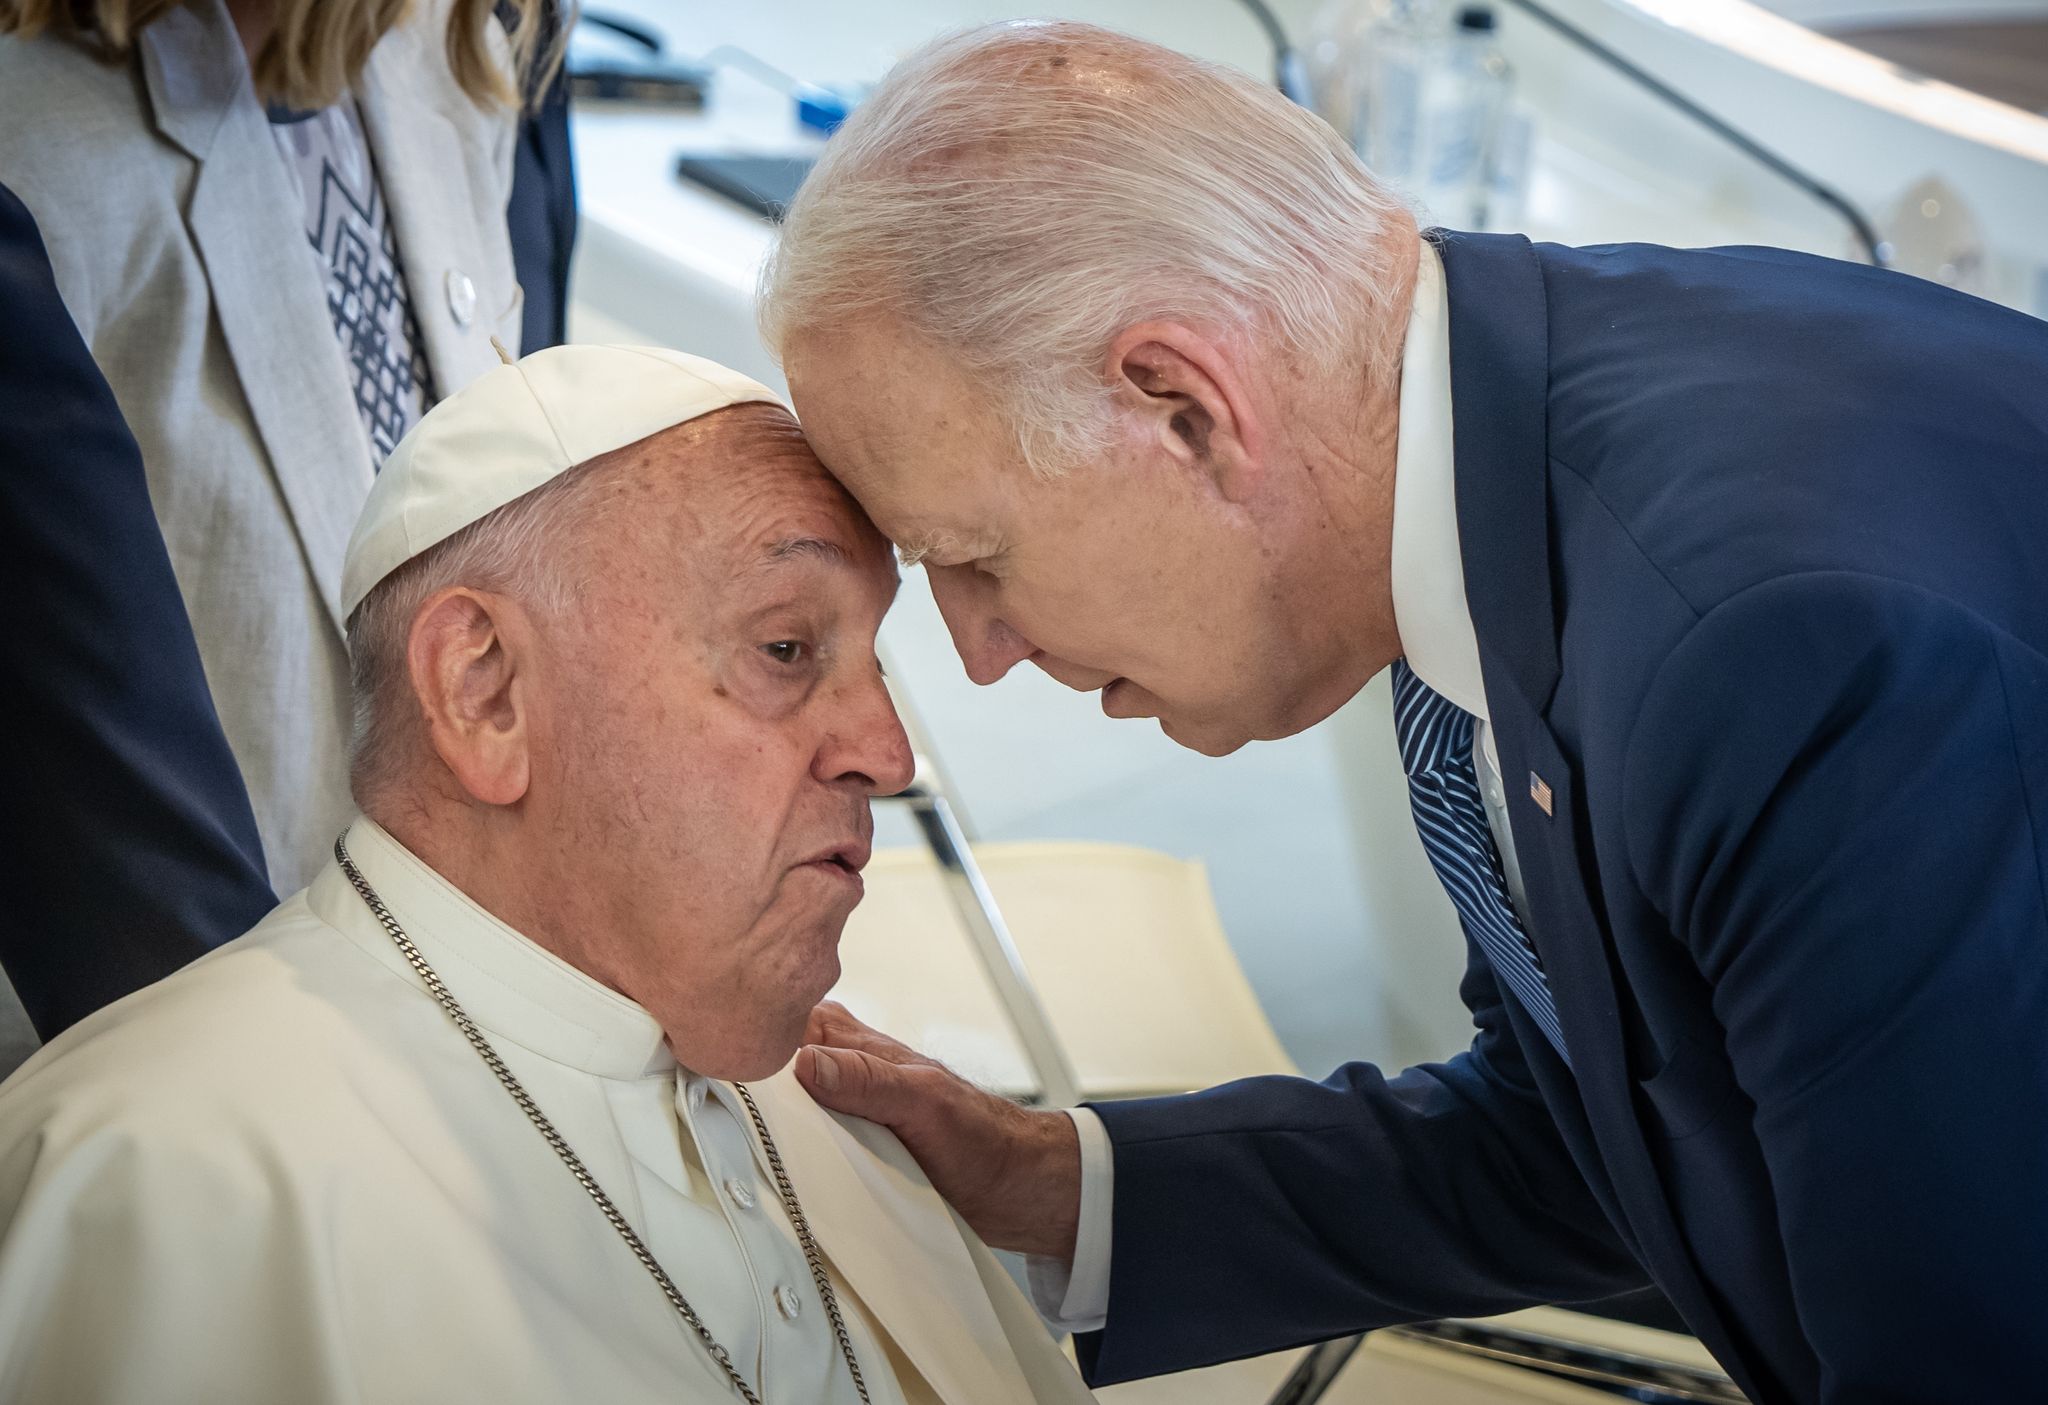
(1441, 7, 1517, 229)
(1350, 0, 1438, 194)
(1353, 3, 1517, 230)
(1306, 0, 1394, 155)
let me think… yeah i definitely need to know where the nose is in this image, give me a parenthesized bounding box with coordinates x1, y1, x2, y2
(927, 564, 1036, 686)
(814, 666, 916, 798)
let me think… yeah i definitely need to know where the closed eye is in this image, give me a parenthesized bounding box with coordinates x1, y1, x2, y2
(923, 554, 999, 579)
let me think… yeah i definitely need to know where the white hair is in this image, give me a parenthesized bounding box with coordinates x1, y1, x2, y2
(759, 20, 1412, 473)
(345, 454, 624, 806)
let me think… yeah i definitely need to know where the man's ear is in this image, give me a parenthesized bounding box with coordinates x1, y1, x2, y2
(405, 587, 534, 807)
(1105, 321, 1262, 501)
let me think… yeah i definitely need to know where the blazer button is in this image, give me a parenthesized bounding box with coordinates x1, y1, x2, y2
(775, 1285, 803, 1321)
(723, 1176, 757, 1212)
(445, 269, 477, 328)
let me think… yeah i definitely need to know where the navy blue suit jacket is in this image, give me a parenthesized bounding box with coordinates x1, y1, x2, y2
(0, 181, 275, 1038)
(505, 0, 577, 353)
(1086, 234, 2048, 1403)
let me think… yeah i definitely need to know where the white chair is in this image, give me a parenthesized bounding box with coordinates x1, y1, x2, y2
(1094, 1309, 1734, 1405)
(830, 840, 1297, 1102)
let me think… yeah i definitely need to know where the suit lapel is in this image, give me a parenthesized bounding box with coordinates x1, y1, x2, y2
(1491, 703, 1679, 1245)
(1439, 232, 1758, 1392)
(138, 0, 371, 641)
(1498, 706, 1766, 1402)
(357, 17, 519, 395)
(730, 1071, 1039, 1405)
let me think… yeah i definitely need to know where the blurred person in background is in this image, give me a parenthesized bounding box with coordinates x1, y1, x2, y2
(763, 21, 2048, 1405)
(0, 0, 575, 1054)
(0, 179, 275, 1065)
(506, 0, 578, 352)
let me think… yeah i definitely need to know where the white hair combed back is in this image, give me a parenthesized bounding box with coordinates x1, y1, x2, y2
(759, 20, 1411, 472)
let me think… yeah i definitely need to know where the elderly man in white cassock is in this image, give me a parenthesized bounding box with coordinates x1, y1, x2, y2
(0, 346, 1094, 1405)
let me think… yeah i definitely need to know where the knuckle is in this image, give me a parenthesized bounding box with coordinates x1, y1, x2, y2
(844, 1050, 883, 1095)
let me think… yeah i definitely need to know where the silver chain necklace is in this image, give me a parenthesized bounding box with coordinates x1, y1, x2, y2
(334, 834, 873, 1405)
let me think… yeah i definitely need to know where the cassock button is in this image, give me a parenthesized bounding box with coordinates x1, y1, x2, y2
(724, 1176, 757, 1212)
(775, 1285, 803, 1321)
(445, 269, 478, 328)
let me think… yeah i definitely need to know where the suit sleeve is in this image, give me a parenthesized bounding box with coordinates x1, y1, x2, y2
(0, 182, 275, 1038)
(1625, 573, 2048, 1400)
(1081, 926, 1646, 1383)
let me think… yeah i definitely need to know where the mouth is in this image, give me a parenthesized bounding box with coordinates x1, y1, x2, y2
(797, 840, 872, 889)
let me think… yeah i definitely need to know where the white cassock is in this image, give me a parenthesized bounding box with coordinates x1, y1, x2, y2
(0, 818, 1094, 1405)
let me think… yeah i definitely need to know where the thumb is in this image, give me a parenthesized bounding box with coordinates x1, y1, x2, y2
(797, 1043, 919, 1128)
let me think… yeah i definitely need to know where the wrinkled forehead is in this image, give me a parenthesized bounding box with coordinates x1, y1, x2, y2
(621, 405, 899, 590)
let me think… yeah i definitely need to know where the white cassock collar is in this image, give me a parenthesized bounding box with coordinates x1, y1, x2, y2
(1389, 237, 1491, 725)
(318, 815, 678, 1081)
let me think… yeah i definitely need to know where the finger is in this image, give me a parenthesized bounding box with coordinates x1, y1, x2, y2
(802, 1002, 843, 1048)
(805, 1002, 923, 1064)
(807, 999, 884, 1048)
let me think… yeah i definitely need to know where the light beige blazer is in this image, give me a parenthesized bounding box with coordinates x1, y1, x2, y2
(0, 0, 524, 892)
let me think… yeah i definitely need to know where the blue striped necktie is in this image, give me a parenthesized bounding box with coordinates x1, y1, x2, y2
(1391, 659, 1571, 1064)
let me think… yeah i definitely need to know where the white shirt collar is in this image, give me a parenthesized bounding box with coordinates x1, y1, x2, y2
(1388, 238, 1489, 724)
(315, 815, 678, 1081)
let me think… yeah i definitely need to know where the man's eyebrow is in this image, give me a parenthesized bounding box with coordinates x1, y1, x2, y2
(893, 529, 961, 568)
(760, 535, 849, 566)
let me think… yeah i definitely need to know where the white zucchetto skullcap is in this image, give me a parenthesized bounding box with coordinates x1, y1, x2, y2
(341, 345, 785, 619)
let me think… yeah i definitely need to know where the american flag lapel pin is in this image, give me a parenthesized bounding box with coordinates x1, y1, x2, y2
(1529, 771, 1555, 817)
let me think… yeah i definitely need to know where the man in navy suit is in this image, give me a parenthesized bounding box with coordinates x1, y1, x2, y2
(756, 23, 2048, 1404)
(0, 180, 275, 1049)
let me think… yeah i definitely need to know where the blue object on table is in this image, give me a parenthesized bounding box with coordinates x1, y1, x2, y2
(795, 85, 857, 134)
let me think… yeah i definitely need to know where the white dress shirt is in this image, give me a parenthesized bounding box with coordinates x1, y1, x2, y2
(1032, 238, 1527, 1333)
(0, 818, 1091, 1404)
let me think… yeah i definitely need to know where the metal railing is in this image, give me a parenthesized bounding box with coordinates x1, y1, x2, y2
(879, 671, 1083, 1110)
